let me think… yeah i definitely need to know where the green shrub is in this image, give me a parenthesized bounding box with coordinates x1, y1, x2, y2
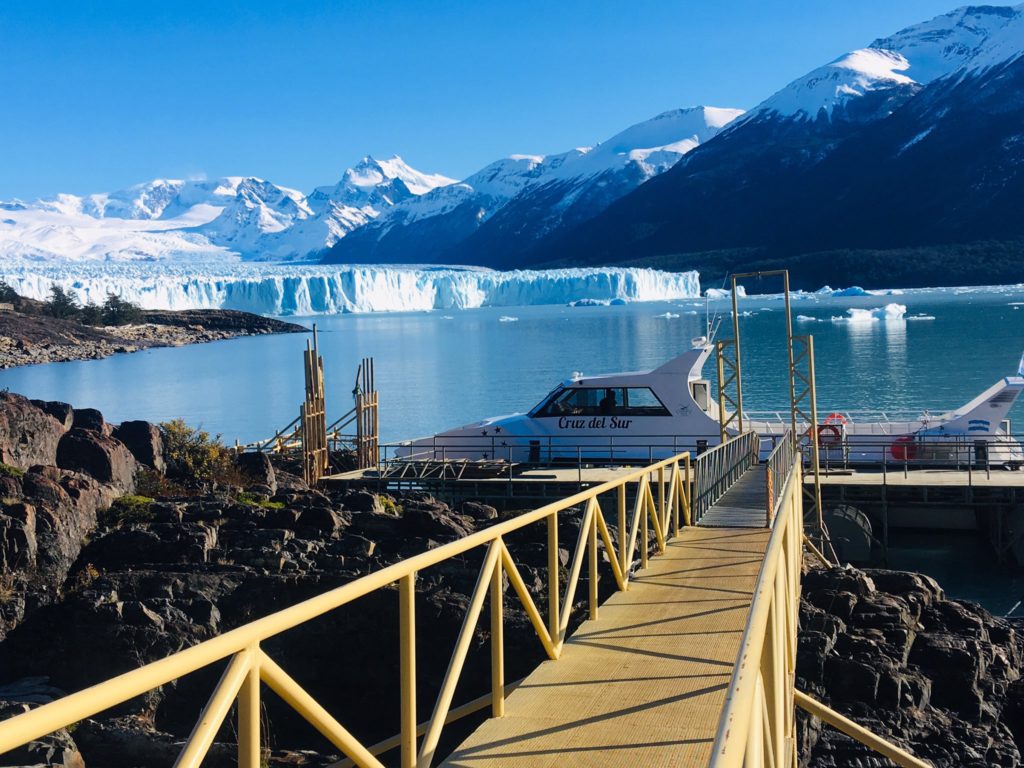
(379, 496, 403, 516)
(134, 468, 188, 498)
(159, 419, 243, 489)
(100, 495, 155, 528)
(0, 280, 18, 303)
(258, 500, 285, 510)
(0, 463, 25, 479)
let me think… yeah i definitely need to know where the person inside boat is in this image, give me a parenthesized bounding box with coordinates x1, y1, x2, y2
(599, 388, 618, 414)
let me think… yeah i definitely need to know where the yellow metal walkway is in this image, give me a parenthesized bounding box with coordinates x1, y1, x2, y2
(443, 469, 770, 767)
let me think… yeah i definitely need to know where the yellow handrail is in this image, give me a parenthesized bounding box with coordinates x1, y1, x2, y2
(0, 436, 746, 767)
(794, 690, 931, 768)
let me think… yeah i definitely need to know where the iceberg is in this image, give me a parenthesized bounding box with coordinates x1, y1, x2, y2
(831, 304, 908, 323)
(0, 260, 701, 316)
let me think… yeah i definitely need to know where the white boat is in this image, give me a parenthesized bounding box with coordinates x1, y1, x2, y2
(396, 339, 1024, 469)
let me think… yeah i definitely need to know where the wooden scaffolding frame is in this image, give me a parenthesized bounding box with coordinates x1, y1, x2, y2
(354, 357, 379, 470)
(301, 327, 329, 486)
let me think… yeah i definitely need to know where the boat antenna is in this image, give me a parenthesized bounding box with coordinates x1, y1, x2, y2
(705, 274, 730, 343)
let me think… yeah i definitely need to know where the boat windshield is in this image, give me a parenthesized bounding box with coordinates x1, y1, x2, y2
(533, 387, 670, 417)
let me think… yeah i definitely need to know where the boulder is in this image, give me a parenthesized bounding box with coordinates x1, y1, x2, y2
(0, 393, 68, 471)
(29, 400, 74, 430)
(0, 502, 37, 571)
(112, 421, 165, 473)
(71, 408, 108, 435)
(461, 500, 498, 523)
(402, 498, 472, 540)
(235, 451, 276, 494)
(56, 430, 137, 492)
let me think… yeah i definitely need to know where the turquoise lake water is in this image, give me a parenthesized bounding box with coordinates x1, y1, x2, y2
(2, 284, 1024, 610)
(2, 286, 1022, 445)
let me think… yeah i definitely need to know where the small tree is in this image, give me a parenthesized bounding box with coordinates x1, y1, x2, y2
(44, 285, 79, 319)
(0, 281, 18, 303)
(79, 300, 104, 326)
(102, 293, 143, 326)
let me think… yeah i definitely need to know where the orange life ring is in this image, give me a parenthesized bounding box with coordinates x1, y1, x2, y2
(891, 436, 917, 461)
(817, 424, 843, 446)
(824, 412, 848, 425)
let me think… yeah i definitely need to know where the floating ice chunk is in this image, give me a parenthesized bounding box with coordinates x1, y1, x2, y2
(796, 315, 819, 322)
(498, 315, 519, 322)
(440, 315, 454, 320)
(657, 312, 680, 319)
(831, 303, 907, 323)
(705, 285, 747, 299)
(907, 314, 935, 321)
(831, 286, 870, 297)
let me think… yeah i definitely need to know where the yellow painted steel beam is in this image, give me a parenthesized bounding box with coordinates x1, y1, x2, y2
(794, 690, 931, 768)
(418, 542, 501, 767)
(175, 648, 254, 768)
(258, 651, 383, 768)
(330, 680, 525, 768)
(399, 574, 417, 768)
(237, 645, 261, 768)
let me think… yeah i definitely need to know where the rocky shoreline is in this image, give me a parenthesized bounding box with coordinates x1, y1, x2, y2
(1, 392, 1023, 766)
(0, 307, 306, 368)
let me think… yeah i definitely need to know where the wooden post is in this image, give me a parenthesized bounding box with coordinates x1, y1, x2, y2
(301, 326, 328, 485)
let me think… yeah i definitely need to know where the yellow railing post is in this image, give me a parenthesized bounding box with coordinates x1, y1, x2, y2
(547, 514, 560, 646)
(658, 466, 666, 535)
(617, 484, 627, 575)
(490, 556, 504, 718)
(400, 574, 417, 768)
(237, 644, 261, 768)
(588, 510, 599, 621)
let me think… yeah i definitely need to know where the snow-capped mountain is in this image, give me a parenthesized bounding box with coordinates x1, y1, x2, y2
(517, 3, 1024, 284)
(324, 106, 743, 266)
(0, 156, 454, 262)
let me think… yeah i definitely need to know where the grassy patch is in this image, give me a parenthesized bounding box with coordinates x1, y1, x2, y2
(0, 463, 25, 479)
(379, 496, 403, 516)
(235, 490, 285, 510)
(100, 495, 155, 528)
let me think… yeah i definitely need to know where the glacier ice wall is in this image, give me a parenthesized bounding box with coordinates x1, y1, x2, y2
(0, 261, 701, 316)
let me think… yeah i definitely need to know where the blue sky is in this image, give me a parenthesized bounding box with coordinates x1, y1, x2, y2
(0, 0, 994, 199)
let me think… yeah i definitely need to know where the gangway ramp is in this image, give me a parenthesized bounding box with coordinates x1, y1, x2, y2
(442, 527, 770, 767)
(443, 453, 771, 766)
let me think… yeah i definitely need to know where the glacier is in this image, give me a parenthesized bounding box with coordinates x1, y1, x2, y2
(0, 261, 701, 316)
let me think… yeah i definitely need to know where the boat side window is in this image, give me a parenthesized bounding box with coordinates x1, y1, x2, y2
(623, 388, 671, 416)
(534, 387, 669, 417)
(536, 388, 609, 417)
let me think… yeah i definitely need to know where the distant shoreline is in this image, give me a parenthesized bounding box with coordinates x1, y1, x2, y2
(0, 306, 307, 369)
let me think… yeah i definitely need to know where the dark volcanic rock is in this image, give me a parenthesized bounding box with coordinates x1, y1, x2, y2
(71, 408, 108, 436)
(112, 421, 165, 473)
(28, 400, 73, 430)
(56, 430, 137, 492)
(235, 451, 276, 494)
(798, 565, 1024, 767)
(0, 393, 68, 470)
